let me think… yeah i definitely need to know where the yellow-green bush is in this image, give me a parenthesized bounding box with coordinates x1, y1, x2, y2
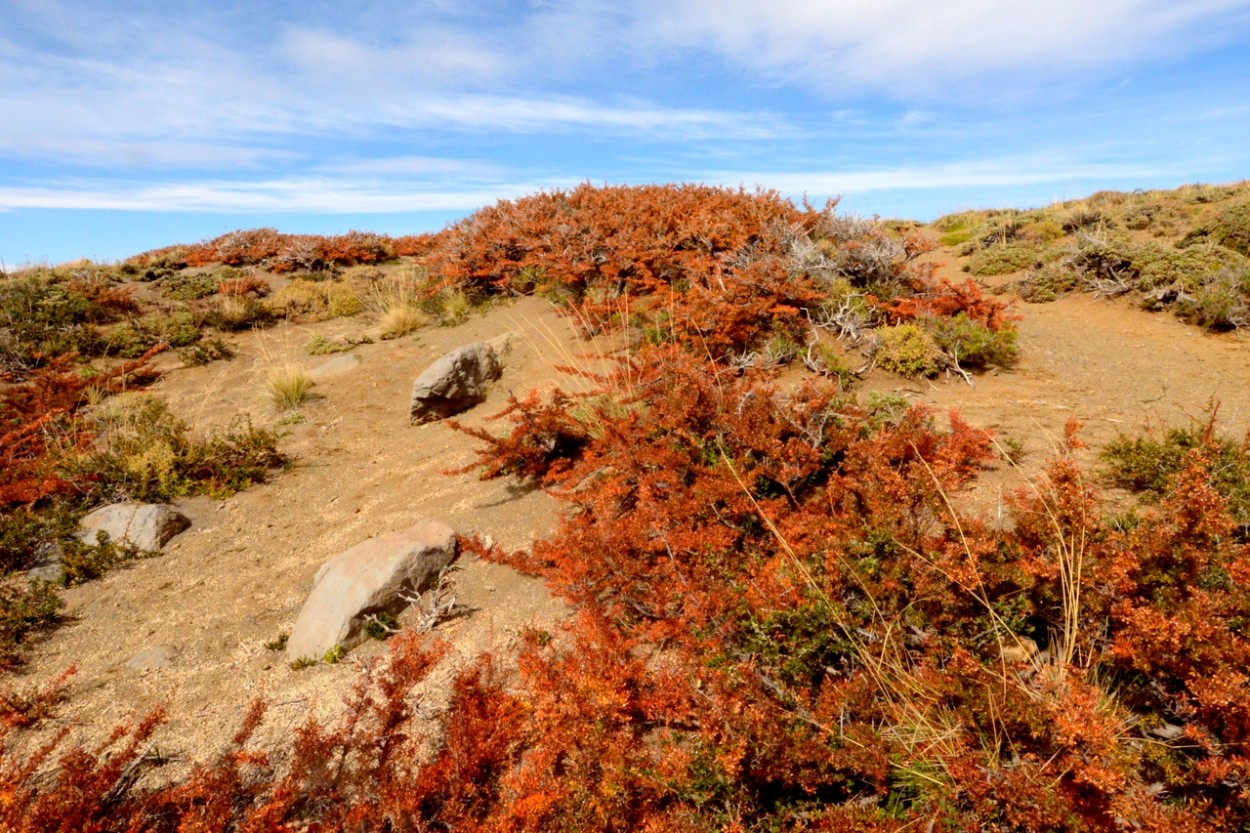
(876, 323, 940, 377)
(265, 278, 364, 321)
(966, 243, 1046, 276)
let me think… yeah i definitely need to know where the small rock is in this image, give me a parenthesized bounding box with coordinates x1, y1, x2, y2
(26, 542, 65, 583)
(127, 646, 176, 670)
(310, 353, 362, 379)
(77, 503, 190, 552)
(1148, 722, 1186, 741)
(409, 340, 509, 423)
(287, 521, 458, 661)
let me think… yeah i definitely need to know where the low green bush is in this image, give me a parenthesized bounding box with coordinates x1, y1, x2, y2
(966, 243, 1045, 276)
(1174, 267, 1250, 330)
(1016, 263, 1081, 302)
(876, 323, 940, 377)
(0, 581, 61, 669)
(1102, 420, 1250, 540)
(928, 312, 1018, 369)
(159, 272, 220, 301)
(68, 394, 288, 501)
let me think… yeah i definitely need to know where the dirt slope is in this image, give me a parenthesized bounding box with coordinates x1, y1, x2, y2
(16, 258, 1250, 771)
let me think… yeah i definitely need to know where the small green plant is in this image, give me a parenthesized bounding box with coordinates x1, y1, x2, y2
(59, 530, 148, 587)
(264, 631, 289, 651)
(306, 333, 357, 355)
(289, 655, 317, 670)
(862, 390, 913, 428)
(928, 312, 1018, 369)
(177, 337, 234, 367)
(159, 272, 219, 301)
(69, 394, 287, 501)
(266, 278, 364, 321)
(363, 610, 400, 640)
(875, 323, 940, 377)
(322, 644, 345, 664)
(266, 367, 314, 410)
(0, 581, 62, 669)
(966, 243, 1044, 276)
(1016, 262, 1081, 302)
(999, 435, 1026, 464)
(1174, 267, 1250, 330)
(803, 340, 856, 388)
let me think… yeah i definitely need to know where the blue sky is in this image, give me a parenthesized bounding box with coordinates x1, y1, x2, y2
(2, 0, 1249, 267)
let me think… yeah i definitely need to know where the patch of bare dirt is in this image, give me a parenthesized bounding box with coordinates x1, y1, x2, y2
(21, 295, 606, 766)
(870, 250, 1250, 515)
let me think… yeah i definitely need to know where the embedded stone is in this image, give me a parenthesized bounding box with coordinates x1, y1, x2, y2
(287, 521, 457, 661)
(409, 342, 505, 422)
(77, 503, 190, 552)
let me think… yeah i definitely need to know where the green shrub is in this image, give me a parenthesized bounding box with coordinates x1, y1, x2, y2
(0, 272, 130, 372)
(1197, 199, 1250, 256)
(305, 333, 367, 355)
(1133, 241, 1245, 292)
(0, 581, 62, 669)
(1102, 420, 1250, 540)
(59, 531, 148, 587)
(876, 323, 940, 377)
(68, 394, 287, 501)
(966, 243, 1045, 276)
(928, 312, 1018, 369)
(1016, 263, 1081, 302)
(105, 311, 203, 358)
(177, 337, 234, 366)
(1174, 268, 1250, 330)
(266, 278, 364, 321)
(0, 506, 77, 575)
(159, 272, 219, 301)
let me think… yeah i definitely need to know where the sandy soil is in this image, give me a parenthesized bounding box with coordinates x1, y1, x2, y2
(21, 295, 603, 764)
(12, 259, 1250, 771)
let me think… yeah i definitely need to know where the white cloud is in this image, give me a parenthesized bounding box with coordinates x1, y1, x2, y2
(318, 156, 505, 177)
(641, 0, 1250, 98)
(0, 175, 575, 213)
(702, 156, 1191, 198)
(0, 155, 1187, 216)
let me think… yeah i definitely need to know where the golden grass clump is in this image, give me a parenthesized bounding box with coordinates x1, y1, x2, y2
(266, 366, 314, 410)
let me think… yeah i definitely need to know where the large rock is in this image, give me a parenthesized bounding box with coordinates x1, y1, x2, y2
(287, 521, 457, 661)
(77, 503, 190, 551)
(409, 341, 505, 423)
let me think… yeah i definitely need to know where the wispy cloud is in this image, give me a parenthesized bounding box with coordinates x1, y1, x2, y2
(641, 0, 1250, 98)
(706, 157, 1190, 197)
(0, 154, 1191, 216)
(0, 175, 576, 213)
(317, 156, 506, 178)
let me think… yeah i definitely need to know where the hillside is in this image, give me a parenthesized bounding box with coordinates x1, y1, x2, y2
(2, 182, 1249, 831)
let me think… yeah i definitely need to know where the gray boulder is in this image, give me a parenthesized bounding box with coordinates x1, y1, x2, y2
(409, 342, 504, 423)
(287, 521, 457, 661)
(77, 503, 190, 552)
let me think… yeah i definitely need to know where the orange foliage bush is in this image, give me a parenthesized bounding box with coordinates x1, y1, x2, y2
(217, 275, 271, 298)
(0, 349, 163, 508)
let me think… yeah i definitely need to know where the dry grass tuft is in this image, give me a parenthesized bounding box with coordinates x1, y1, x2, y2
(266, 366, 313, 410)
